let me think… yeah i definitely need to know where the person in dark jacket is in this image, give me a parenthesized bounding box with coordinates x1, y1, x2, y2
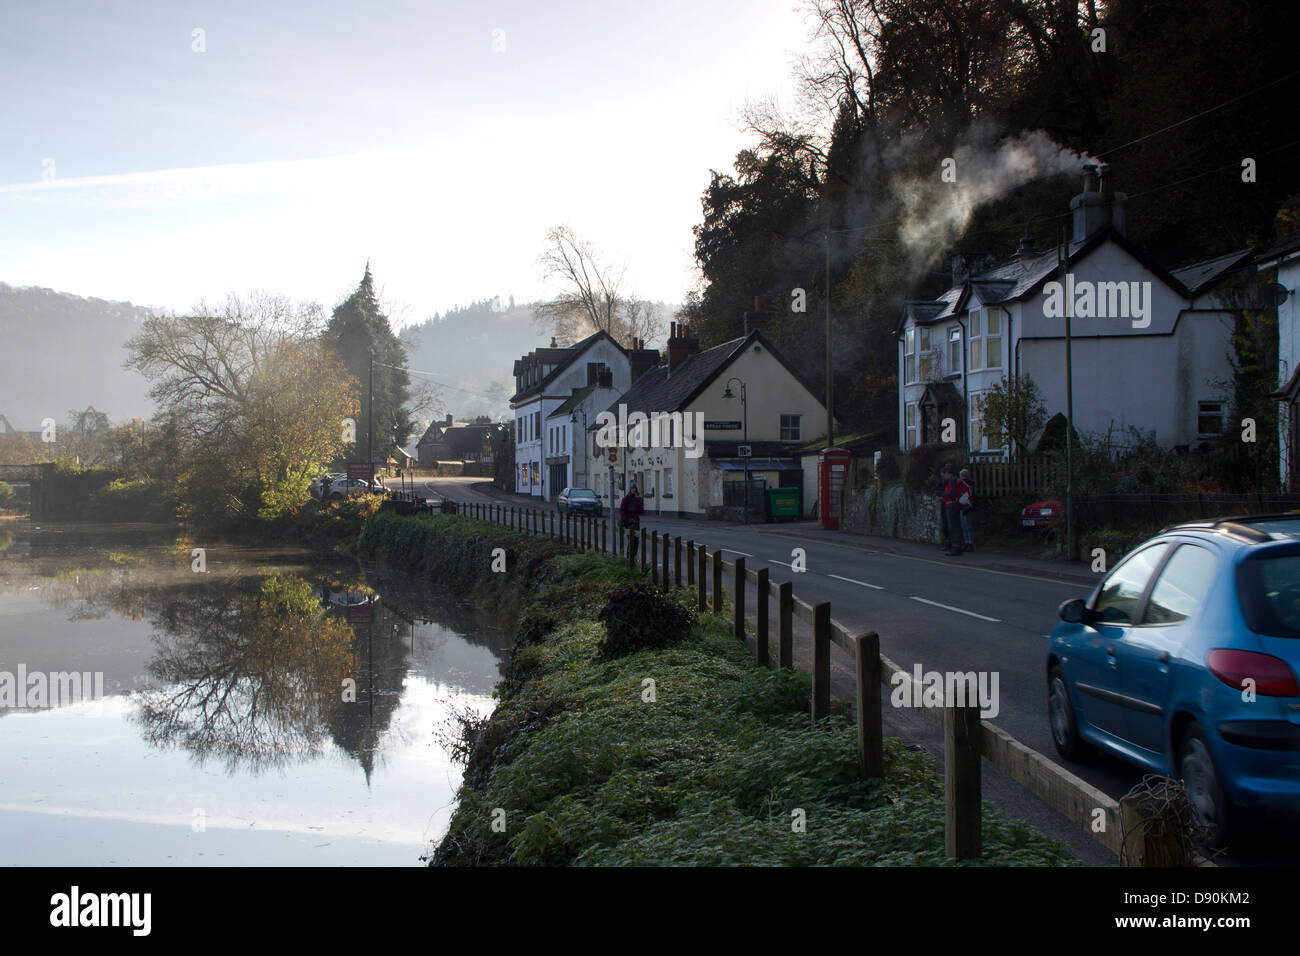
(937, 463, 963, 555)
(957, 468, 975, 552)
(618, 484, 643, 563)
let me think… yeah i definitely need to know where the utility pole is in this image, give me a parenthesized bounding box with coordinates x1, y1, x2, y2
(367, 349, 374, 479)
(1059, 229, 1075, 561)
(826, 230, 834, 449)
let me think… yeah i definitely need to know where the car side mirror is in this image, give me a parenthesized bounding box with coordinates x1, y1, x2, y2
(1058, 598, 1090, 624)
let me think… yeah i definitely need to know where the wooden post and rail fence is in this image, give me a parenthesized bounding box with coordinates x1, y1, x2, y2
(446, 496, 1179, 865)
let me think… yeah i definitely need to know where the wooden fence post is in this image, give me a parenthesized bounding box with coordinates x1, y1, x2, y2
(673, 536, 682, 588)
(602, 520, 608, 553)
(697, 545, 707, 611)
(712, 550, 724, 615)
(778, 582, 793, 670)
(854, 632, 883, 778)
(686, 540, 694, 586)
(812, 603, 830, 721)
(640, 528, 647, 571)
(651, 531, 659, 584)
(1118, 794, 1191, 866)
(733, 557, 746, 640)
(944, 702, 982, 860)
(662, 534, 670, 588)
(756, 569, 770, 667)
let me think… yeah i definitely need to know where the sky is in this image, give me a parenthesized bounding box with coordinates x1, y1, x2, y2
(0, 0, 808, 326)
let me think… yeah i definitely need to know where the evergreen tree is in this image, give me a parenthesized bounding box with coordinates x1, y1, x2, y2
(322, 265, 414, 461)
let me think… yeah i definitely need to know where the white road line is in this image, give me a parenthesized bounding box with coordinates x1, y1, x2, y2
(828, 574, 884, 590)
(722, 548, 754, 557)
(909, 596, 1000, 622)
(768, 559, 794, 568)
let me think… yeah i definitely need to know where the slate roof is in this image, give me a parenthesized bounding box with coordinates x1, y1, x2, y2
(547, 383, 598, 418)
(591, 329, 825, 427)
(510, 330, 626, 404)
(1255, 229, 1300, 267)
(1170, 248, 1255, 295)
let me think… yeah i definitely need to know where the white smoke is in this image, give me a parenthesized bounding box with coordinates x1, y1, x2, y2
(894, 127, 1099, 270)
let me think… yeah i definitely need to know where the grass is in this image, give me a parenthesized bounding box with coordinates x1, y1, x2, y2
(357, 513, 1076, 867)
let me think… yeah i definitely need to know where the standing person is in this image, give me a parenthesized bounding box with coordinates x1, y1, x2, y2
(618, 483, 643, 564)
(938, 463, 963, 556)
(957, 468, 975, 552)
(936, 463, 956, 552)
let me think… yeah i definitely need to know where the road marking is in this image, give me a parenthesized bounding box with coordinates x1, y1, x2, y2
(909, 596, 1001, 622)
(768, 559, 794, 568)
(828, 574, 883, 590)
(722, 548, 753, 557)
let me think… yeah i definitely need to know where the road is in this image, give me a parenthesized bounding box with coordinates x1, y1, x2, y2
(411, 476, 1297, 865)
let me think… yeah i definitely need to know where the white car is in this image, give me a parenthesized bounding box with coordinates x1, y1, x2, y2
(325, 477, 384, 499)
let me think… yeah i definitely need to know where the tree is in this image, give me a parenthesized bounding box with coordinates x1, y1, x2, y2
(980, 374, 1047, 454)
(126, 292, 358, 523)
(321, 265, 414, 461)
(536, 226, 664, 347)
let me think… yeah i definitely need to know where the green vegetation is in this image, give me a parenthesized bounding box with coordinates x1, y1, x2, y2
(359, 513, 1074, 866)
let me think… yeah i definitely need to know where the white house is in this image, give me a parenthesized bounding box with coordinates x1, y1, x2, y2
(1258, 230, 1300, 488)
(896, 164, 1251, 456)
(510, 331, 658, 499)
(585, 318, 829, 518)
(544, 370, 624, 493)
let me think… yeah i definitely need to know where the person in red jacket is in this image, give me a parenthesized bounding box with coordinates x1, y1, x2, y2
(937, 463, 964, 556)
(957, 468, 975, 552)
(618, 484, 643, 563)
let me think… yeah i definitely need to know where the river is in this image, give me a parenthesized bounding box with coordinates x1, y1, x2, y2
(0, 521, 510, 866)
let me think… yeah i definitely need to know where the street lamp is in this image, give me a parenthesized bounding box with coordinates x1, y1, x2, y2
(723, 377, 749, 523)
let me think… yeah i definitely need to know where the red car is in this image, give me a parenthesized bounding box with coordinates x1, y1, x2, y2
(1021, 498, 1063, 530)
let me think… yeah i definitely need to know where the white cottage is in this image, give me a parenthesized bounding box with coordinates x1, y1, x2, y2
(896, 164, 1251, 456)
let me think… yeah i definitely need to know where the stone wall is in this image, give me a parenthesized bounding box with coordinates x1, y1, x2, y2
(841, 482, 943, 544)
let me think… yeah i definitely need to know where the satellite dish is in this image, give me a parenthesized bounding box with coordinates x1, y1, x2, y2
(1246, 282, 1290, 310)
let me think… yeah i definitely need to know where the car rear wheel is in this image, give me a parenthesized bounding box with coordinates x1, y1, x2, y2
(329, 492, 343, 500)
(1177, 724, 1230, 850)
(1048, 665, 1091, 761)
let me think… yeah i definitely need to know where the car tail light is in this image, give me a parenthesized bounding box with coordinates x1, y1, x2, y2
(1207, 649, 1300, 697)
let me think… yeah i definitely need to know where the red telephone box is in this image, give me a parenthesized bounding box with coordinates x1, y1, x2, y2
(818, 447, 852, 530)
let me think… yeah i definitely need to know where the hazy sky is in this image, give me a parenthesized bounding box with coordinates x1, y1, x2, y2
(1, 0, 807, 325)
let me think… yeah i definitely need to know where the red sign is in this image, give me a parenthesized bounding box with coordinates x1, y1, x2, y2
(608, 447, 618, 464)
(347, 462, 375, 481)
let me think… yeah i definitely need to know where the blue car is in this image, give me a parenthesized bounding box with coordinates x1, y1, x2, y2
(1046, 515, 1300, 846)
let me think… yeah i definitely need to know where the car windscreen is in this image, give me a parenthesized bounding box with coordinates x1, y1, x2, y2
(570, 490, 597, 499)
(1236, 545, 1300, 638)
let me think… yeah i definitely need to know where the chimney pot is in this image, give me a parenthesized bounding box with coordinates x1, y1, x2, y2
(670, 321, 677, 340)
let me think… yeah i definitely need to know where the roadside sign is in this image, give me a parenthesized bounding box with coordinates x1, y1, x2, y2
(348, 462, 375, 481)
(608, 447, 618, 464)
(737, 445, 752, 458)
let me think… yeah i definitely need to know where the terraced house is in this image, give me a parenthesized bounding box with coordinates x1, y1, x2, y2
(896, 165, 1252, 457)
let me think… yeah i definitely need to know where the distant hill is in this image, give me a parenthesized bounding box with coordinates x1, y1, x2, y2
(0, 283, 155, 429)
(398, 297, 549, 424)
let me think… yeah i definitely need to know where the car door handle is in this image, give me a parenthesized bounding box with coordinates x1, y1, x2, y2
(1106, 646, 1116, 656)
(1159, 651, 1170, 663)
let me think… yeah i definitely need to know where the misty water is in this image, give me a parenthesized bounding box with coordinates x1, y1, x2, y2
(0, 522, 510, 866)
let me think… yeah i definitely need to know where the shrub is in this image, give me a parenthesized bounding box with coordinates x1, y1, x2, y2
(905, 442, 965, 494)
(596, 583, 697, 659)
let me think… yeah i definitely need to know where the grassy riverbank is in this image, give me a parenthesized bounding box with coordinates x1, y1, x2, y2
(359, 511, 1075, 866)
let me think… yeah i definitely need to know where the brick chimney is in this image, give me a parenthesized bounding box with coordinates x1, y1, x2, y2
(743, 296, 763, 336)
(666, 322, 699, 374)
(628, 337, 661, 383)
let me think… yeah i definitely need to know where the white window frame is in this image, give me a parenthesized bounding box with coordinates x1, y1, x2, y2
(969, 311, 984, 372)
(947, 326, 961, 376)
(918, 326, 933, 381)
(986, 308, 1003, 370)
(904, 328, 916, 385)
(904, 403, 918, 449)
(969, 391, 986, 452)
(1197, 401, 1226, 438)
(780, 414, 802, 442)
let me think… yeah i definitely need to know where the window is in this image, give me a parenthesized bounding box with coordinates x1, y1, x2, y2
(948, 326, 961, 376)
(1198, 401, 1226, 438)
(918, 327, 933, 380)
(1093, 544, 1169, 624)
(969, 312, 983, 371)
(985, 309, 1002, 369)
(904, 328, 916, 385)
(904, 403, 918, 449)
(780, 414, 801, 442)
(969, 392, 984, 451)
(664, 468, 674, 496)
(587, 362, 607, 385)
(1144, 545, 1216, 625)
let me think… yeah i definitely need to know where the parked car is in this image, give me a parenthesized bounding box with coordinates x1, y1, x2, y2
(1045, 515, 1300, 847)
(556, 487, 602, 515)
(1021, 498, 1062, 531)
(325, 477, 384, 499)
(314, 472, 346, 498)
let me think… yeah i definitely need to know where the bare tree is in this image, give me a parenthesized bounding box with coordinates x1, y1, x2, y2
(535, 226, 665, 348)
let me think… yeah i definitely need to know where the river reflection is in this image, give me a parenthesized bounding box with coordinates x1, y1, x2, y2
(0, 523, 509, 865)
